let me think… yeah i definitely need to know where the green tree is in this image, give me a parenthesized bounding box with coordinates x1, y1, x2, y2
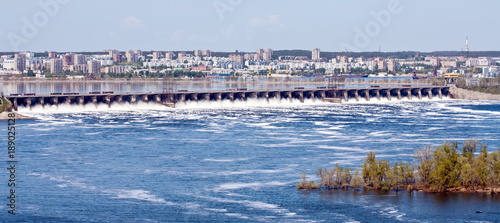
(429, 142, 461, 191)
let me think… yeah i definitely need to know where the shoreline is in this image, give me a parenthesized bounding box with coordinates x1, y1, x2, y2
(0, 112, 35, 120)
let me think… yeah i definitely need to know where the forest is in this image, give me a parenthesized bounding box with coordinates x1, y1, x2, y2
(298, 139, 500, 193)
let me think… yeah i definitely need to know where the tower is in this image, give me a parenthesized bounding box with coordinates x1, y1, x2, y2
(466, 37, 469, 58)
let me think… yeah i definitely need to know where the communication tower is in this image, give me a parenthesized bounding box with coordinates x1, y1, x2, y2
(466, 37, 470, 58)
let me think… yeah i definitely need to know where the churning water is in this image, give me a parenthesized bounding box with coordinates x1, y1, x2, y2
(2, 99, 500, 222)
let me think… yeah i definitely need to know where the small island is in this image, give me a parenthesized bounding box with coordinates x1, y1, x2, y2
(298, 139, 500, 194)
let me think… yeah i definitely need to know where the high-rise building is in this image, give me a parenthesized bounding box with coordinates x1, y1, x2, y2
(62, 54, 74, 66)
(152, 51, 163, 60)
(107, 49, 119, 57)
(178, 52, 187, 60)
(165, 52, 174, 60)
(264, 49, 273, 56)
(262, 52, 272, 61)
(312, 48, 321, 61)
(193, 50, 202, 57)
(229, 54, 244, 64)
(125, 50, 139, 63)
(202, 50, 212, 57)
(338, 55, 348, 63)
(14, 53, 26, 72)
(88, 60, 101, 74)
(50, 59, 63, 73)
(113, 54, 123, 63)
(378, 60, 388, 71)
(48, 51, 58, 59)
(73, 54, 86, 65)
(387, 60, 399, 72)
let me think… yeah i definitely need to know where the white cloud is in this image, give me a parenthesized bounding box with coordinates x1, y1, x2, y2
(122, 16, 144, 29)
(248, 15, 282, 27)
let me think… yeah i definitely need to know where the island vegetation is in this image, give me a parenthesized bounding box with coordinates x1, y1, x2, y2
(298, 139, 500, 194)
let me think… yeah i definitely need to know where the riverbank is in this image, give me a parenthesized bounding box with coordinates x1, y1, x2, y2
(0, 112, 35, 120)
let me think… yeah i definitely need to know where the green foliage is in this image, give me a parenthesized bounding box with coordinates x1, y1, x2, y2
(429, 142, 461, 191)
(297, 172, 319, 190)
(299, 139, 500, 193)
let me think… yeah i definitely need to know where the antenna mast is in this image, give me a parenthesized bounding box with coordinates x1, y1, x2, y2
(465, 37, 469, 58)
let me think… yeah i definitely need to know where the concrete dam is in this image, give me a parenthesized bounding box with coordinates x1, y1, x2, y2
(6, 86, 450, 110)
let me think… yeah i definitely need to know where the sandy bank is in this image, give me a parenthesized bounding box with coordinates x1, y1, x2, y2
(0, 112, 35, 120)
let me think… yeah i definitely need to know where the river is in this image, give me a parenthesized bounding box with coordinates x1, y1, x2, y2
(1, 95, 500, 222)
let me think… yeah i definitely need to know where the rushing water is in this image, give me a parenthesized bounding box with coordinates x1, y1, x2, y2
(2, 98, 500, 222)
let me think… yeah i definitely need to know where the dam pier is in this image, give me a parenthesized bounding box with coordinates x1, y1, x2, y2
(6, 86, 450, 110)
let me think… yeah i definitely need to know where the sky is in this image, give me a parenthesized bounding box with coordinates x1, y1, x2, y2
(1, 0, 499, 53)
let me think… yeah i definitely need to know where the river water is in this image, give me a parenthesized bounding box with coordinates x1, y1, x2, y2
(2, 95, 500, 222)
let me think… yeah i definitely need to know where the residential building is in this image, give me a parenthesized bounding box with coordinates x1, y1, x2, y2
(178, 52, 187, 60)
(73, 54, 86, 65)
(152, 51, 163, 60)
(202, 50, 212, 57)
(113, 54, 123, 63)
(387, 60, 399, 72)
(50, 59, 63, 73)
(126, 50, 139, 63)
(69, 64, 88, 72)
(87, 60, 101, 74)
(378, 60, 388, 71)
(478, 57, 492, 66)
(48, 51, 58, 59)
(312, 48, 320, 60)
(14, 53, 26, 72)
(441, 61, 458, 68)
(62, 54, 74, 66)
(229, 54, 244, 64)
(165, 52, 174, 60)
(263, 52, 272, 61)
(193, 50, 202, 57)
(426, 57, 440, 66)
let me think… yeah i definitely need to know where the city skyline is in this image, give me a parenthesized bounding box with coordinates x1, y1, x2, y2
(1, 0, 499, 52)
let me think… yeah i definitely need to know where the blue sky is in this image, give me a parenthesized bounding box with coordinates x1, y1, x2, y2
(1, 0, 499, 52)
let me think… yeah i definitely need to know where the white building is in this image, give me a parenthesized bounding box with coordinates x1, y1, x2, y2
(312, 48, 320, 61)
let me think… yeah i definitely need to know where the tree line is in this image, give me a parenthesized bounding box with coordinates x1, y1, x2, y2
(298, 139, 500, 193)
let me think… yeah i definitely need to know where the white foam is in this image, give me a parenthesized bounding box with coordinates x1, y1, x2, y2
(105, 189, 173, 204)
(28, 173, 175, 205)
(215, 181, 288, 191)
(316, 145, 364, 152)
(436, 102, 500, 116)
(17, 101, 166, 113)
(224, 213, 250, 219)
(174, 98, 326, 109)
(197, 195, 290, 214)
(203, 158, 249, 162)
(204, 208, 228, 213)
(206, 168, 291, 177)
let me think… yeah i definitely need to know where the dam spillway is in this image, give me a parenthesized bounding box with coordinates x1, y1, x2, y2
(6, 86, 450, 110)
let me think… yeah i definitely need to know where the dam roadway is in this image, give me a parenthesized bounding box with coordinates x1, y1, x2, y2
(5, 85, 450, 110)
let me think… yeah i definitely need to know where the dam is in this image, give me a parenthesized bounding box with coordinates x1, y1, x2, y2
(5, 86, 450, 110)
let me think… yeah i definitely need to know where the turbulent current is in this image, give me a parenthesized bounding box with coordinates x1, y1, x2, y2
(2, 99, 500, 222)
